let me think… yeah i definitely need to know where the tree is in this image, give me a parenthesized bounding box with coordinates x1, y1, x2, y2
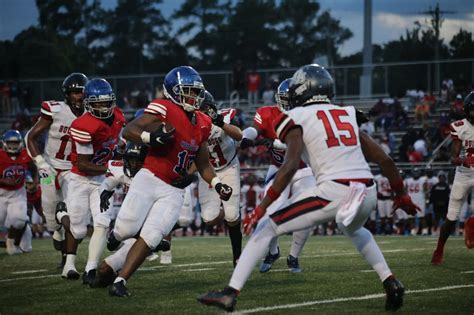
(173, 0, 230, 69)
(450, 28, 474, 59)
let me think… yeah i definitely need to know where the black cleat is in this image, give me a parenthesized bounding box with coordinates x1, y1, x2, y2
(53, 239, 64, 251)
(109, 280, 131, 297)
(62, 269, 80, 280)
(286, 255, 302, 273)
(259, 247, 280, 273)
(91, 263, 117, 288)
(197, 286, 238, 312)
(154, 239, 171, 252)
(107, 231, 121, 251)
(82, 269, 96, 286)
(383, 276, 405, 311)
(55, 202, 68, 225)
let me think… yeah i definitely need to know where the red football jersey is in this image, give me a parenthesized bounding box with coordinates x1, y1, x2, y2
(0, 148, 31, 190)
(144, 99, 212, 184)
(69, 107, 125, 176)
(27, 186, 42, 211)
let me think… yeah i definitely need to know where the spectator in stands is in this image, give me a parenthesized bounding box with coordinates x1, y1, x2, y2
(360, 118, 375, 137)
(407, 145, 423, 162)
(390, 97, 408, 130)
(247, 67, 261, 105)
(413, 130, 428, 158)
(9, 81, 20, 115)
(232, 60, 246, 98)
(261, 82, 275, 105)
(440, 84, 449, 105)
(424, 91, 437, 113)
(1, 81, 11, 116)
(10, 112, 32, 136)
(415, 97, 430, 125)
(21, 85, 32, 115)
(451, 94, 464, 120)
(368, 98, 388, 131)
(398, 128, 417, 162)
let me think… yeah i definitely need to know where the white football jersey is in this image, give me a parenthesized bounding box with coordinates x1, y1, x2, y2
(451, 119, 474, 172)
(101, 160, 132, 193)
(405, 177, 427, 206)
(276, 104, 372, 184)
(207, 108, 239, 170)
(426, 175, 439, 191)
(40, 100, 81, 170)
(374, 174, 392, 197)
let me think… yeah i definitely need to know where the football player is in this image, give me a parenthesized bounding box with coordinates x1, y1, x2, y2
(240, 78, 316, 273)
(198, 64, 420, 312)
(107, 66, 233, 297)
(25, 73, 88, 264)
(0, 130, 37, 254)
(25, 173, 45, 239)
(432, 91, 474, 264)
(197, 90, 243, 267)
(55, 78, 125, 280)
(405, 168, 428, 235)
(374, 172, 394, 234)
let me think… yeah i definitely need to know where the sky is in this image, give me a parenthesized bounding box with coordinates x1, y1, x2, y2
(1, 0, 473, 56)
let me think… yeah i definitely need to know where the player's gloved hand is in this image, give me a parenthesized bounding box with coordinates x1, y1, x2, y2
(463, 155, 474, 168)
(243, 206, 265, 235)
(215, 183, 232, 201)
(255, 138, 274, 149)
(212, 113, 225, 128)
(149, 125, 175, 147)
(100, 189, 114, 212)
(34, 155, 57, 177)
(240, 138, 255, 150)
(171, 173, 197, 189)
(392, 194, 421, 216)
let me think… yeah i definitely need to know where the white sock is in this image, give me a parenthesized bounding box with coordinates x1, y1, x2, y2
(52, 228, 65, 242)
(268, 237, 279, 255)
(105, 239, 136, 272)
(229, 219, 277, 290)
(290, 228, 312, 258)
(114, 276, 126, 285)
(347, 227, 392, 282)
(86, 227, 108, 272)
(65, 254, 77, 271)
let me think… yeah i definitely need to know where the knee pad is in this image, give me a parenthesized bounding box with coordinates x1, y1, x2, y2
(178, 217, 192, 228)
(141, 232, 165, 250)
(70, 225, 87, 240)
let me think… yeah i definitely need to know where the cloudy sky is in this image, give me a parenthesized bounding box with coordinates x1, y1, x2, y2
(1, 0, 473, 56)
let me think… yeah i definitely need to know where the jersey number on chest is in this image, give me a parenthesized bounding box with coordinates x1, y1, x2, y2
(316, 109, 357, 148)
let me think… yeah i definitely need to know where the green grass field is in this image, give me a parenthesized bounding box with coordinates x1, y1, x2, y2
(1, 235, 473, 314)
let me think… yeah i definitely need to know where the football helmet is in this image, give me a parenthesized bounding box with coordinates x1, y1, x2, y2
(288, 64, 334, 108)
(2, 130, 24, 154)
(200, 90, 218, 119)
(412, 167, 421, 179)
(62, 72, 88, 110)
(275, 78, 291, 111)
(464, 92, 474, 123)
(83, 78, 116, 119)
(122, 142, 147, 178)
(163, 66, 205, 112)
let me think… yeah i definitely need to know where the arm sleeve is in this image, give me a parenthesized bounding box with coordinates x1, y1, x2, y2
(273, 113, 300, 142)
(144, 101, 167, 120)
(40, 102, 53, 121)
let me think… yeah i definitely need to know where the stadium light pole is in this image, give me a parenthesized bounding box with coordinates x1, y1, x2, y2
(360, 0, 372, 97)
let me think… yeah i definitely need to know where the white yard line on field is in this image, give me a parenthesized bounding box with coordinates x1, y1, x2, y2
(0, 274, 59, 283)
(359, 270, 376, 273)
(461, 271, 474, 274)
(11, 269, 48, 275)
(235, 284, 474, 314)
(182, 268, 215, 272)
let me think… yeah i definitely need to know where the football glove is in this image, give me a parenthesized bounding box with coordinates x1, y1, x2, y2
(171, 173, 197, 189)
(463, 155, 474, 168)
(240, 138, 255, 150)
(243, 206, 265, 235)
(215, 183, 232, 201)
(392, 194, 420, 216)
(212, 113, 225, 128)
(149, 125, 175, 147)
(33, 155, 57, 177)
(100, 190, 114, 212)
(255, 138, 274, 149)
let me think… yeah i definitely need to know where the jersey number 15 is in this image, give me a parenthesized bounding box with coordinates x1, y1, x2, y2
(317, 109, 357, 148)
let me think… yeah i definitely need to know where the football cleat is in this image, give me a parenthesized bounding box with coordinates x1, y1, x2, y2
(197, 286, 238, 312)
(154, 239, 171, 252)
(431, 250, 443, 265)
(82, 269, 96, 286)
(109, 280, 131, 297)
(160, 250, 172, 264)
(91, 263, 117, 288)
(259, 247, 280, 273)
(5, 238, 22, 255)
(464, 216, 474, 249)
(55, 202, 68, 225)
(383, 276, 405, 311)
(62, 269, 80, 280)
(107, 231, 121, 251)
(287, 255, 302, 273)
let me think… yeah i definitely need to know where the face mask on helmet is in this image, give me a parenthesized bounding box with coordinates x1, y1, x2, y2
(83, 79, 116, 119)
(163, 66, 205, 112)
(200, 90, 218, 119)
(124, 157, 144, 178)
(2, 130, 23, 154)
(123, 143, 147, 177)
(63, 73, 88, 110)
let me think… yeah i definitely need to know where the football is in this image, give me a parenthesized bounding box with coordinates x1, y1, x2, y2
(144, 120, 174, 134)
